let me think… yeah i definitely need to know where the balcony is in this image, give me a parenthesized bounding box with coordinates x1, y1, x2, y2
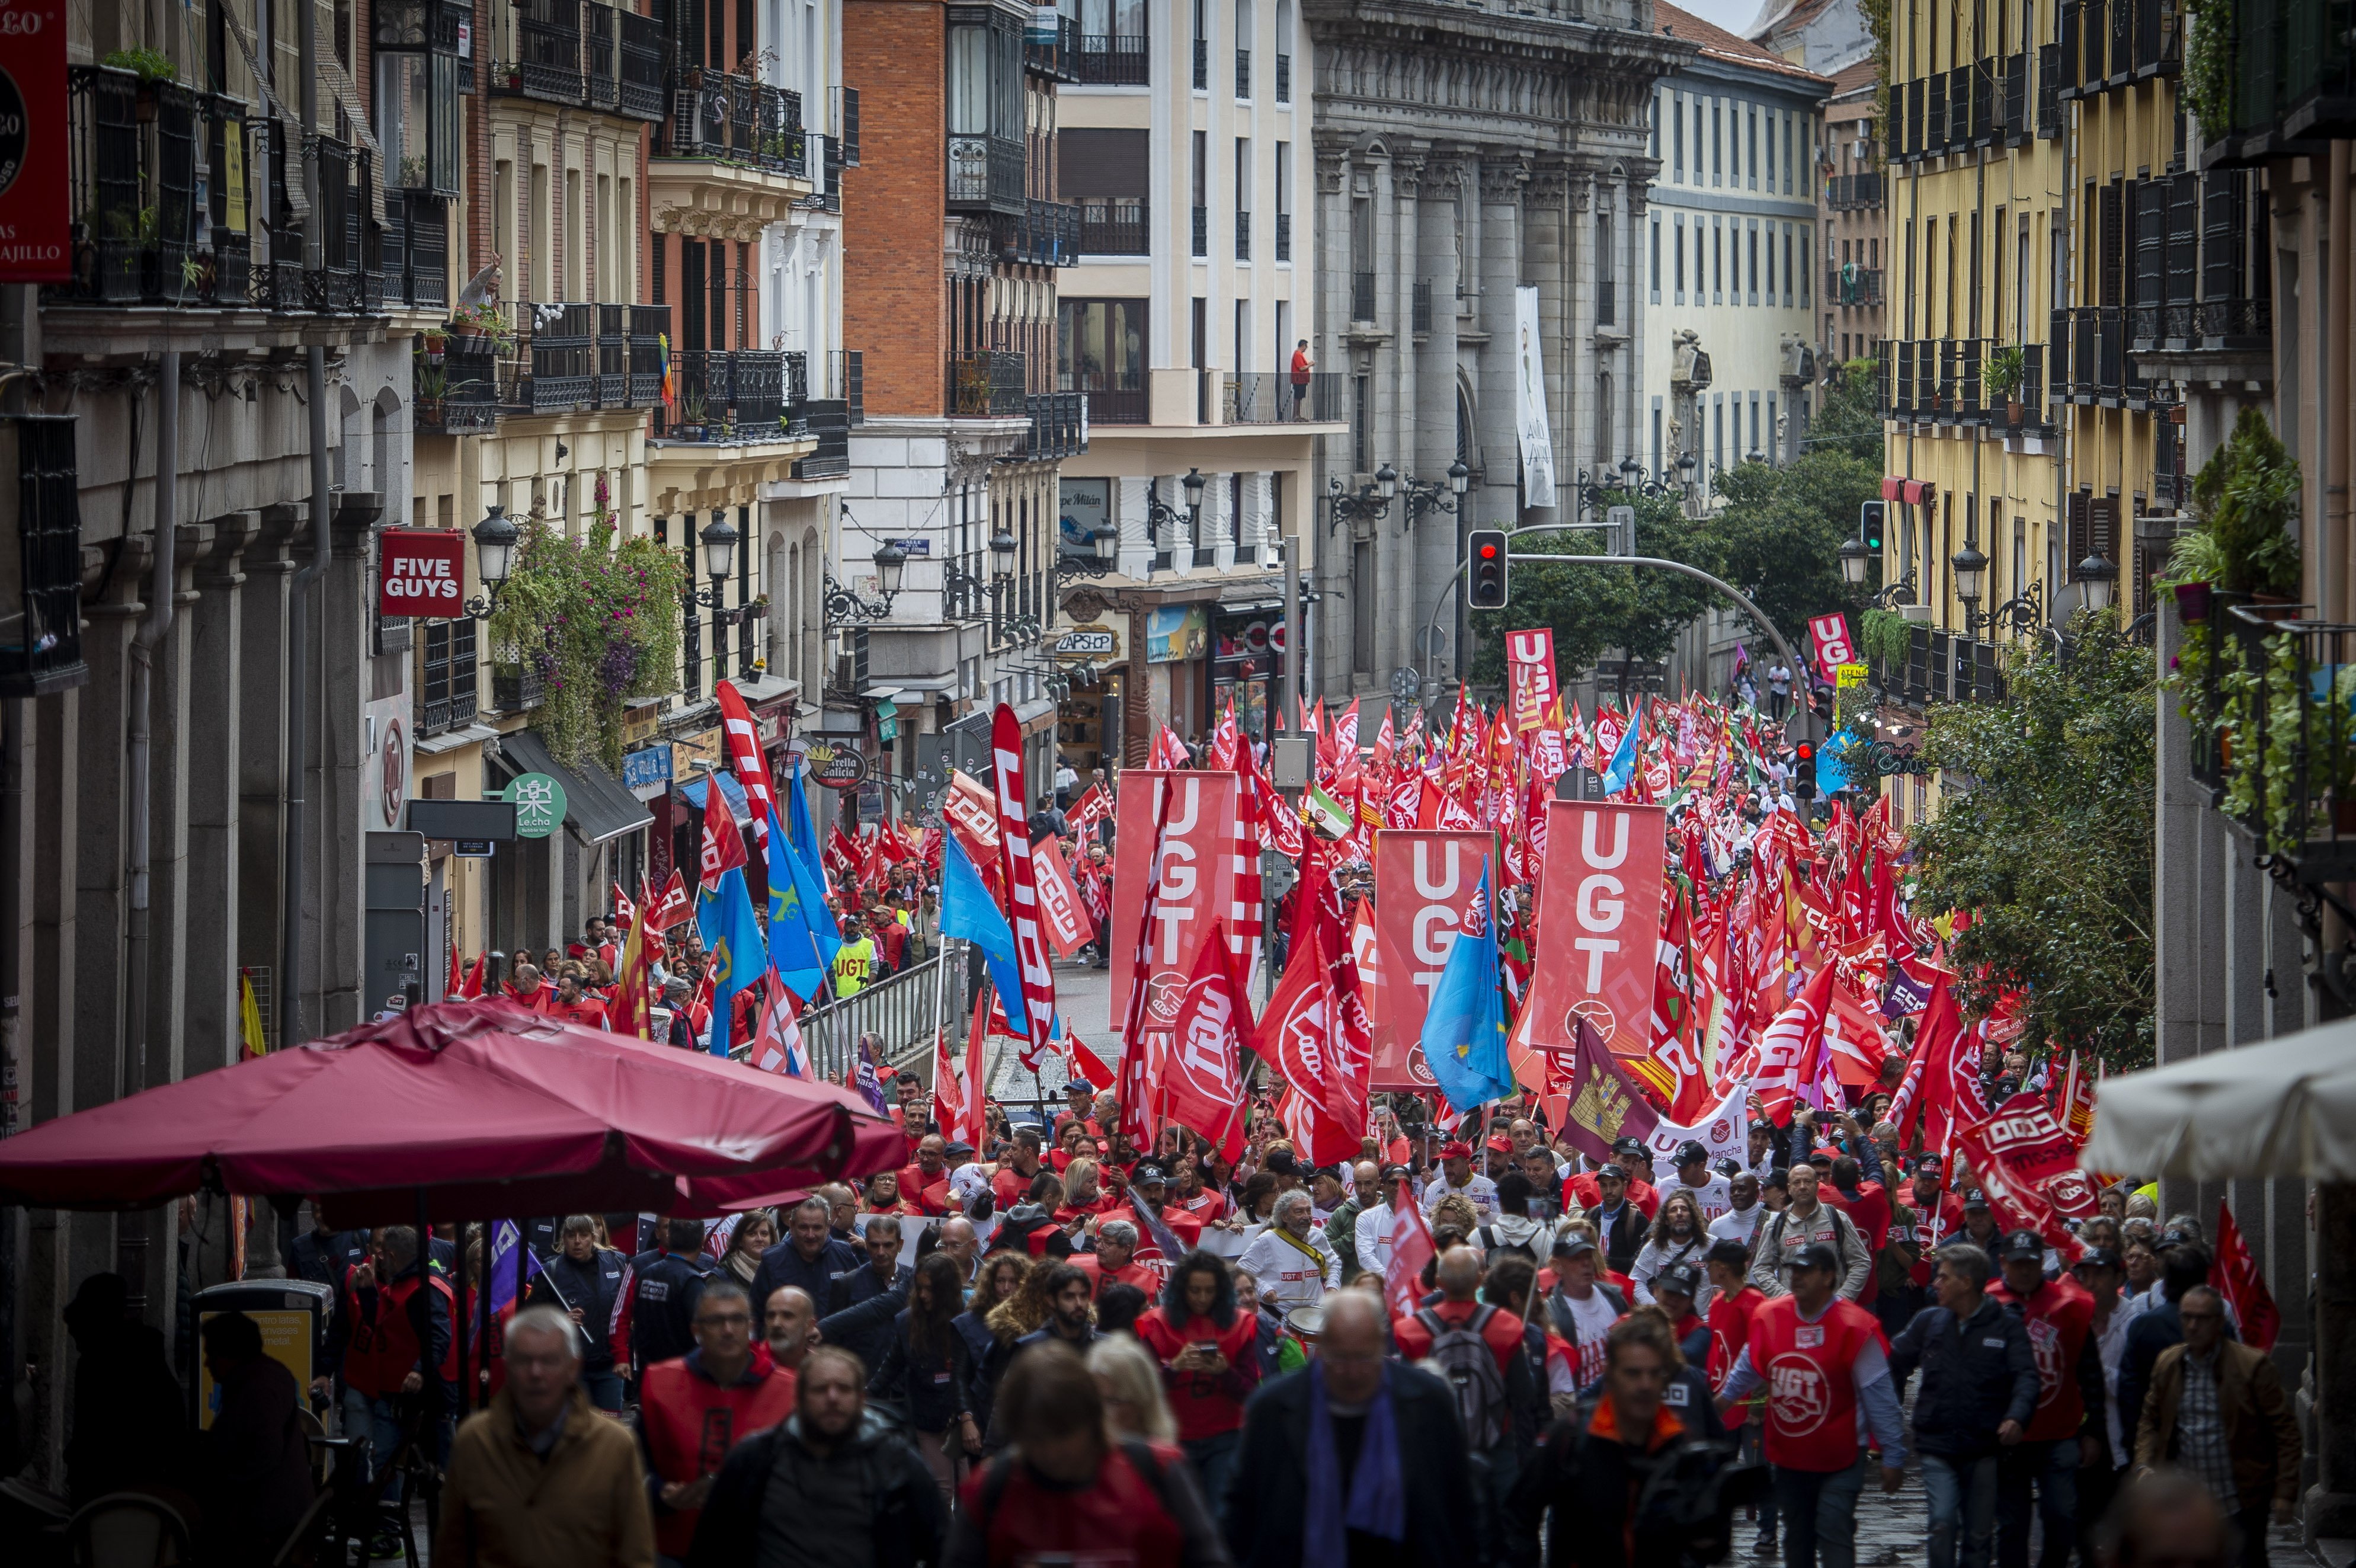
(415, 336, 500, 434)
(497, 302, 597, 414)
(1235, 210, 1250, 260)
(1352, 270, 1377, 324)
(388, 188, 450, 310)
(510, 0, 584, 104)
(1079, 200, 1150, 255)
(1277, 52, 1292, 102)
(997, 199, 1082, 265)
(0, 416, 89, 698)
(619, 10, 665, 119)
(949, 350, 1028, 418)
(2038, 43, 2063, 134)
(948, 133, 1026, 214)
(651, 71, 812, 228)
(1225, 370, 1344, 424)
(1826, 172, 1884, 210)
(1078, 35, 1149, 85)
(1870, 624, 2009, 710)
(1027, 14, 1081, 81)
(491, 664, 546, 713)
(1192, 206, 1208, 257)
(417, 620, 478, 737)
(2181, 601, 2356, 879)
(650, 349, 818, 444)
(2002, 52, 2030, 139)
(1828, 265, 1884, 305)
(1925, 73, 1948, 153)
(1083, 385, 1148, 425)
(828, 348, 865, 426)
(794, 398, 853, 478)
(1016, 391, 1087, 462)
(1276, 212, 1292, 262)
(55, 68, 209, 308)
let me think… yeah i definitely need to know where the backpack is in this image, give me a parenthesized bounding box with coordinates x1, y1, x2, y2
(1477, 1224, 1541, 1262)
(1762, 1207, 1858, 1283)
(1416, 1305, 1510, 1450)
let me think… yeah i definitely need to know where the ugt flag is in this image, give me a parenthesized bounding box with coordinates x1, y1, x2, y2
(1421, 859, 1513, 1109)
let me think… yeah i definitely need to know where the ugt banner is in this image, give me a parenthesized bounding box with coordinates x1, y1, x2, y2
(1506, 629, 1558, 733)
(1369, 830, 1493, 1090)
(1109, 770, 1240, 1045)
(1526, 799, 1666, 1056)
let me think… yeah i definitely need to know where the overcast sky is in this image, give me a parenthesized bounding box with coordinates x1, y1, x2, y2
(1673, 0, 1772, 37)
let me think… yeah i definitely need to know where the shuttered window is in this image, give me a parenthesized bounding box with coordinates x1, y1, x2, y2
(2133, 179, 2165, 310)
(1058, 129, 1150, 198)
(2099, 179, 2125, 306)
(2166, 173, 2198, 307)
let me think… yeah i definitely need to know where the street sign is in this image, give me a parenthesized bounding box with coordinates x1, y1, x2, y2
(377, 530, 469, 618)
(1605, 504, 1636, 555)
(502, 773, 568, 839)
(1836, 662, 1868, 689)
(1390, 665, 1422, 702)
(622, 744, 673, 793)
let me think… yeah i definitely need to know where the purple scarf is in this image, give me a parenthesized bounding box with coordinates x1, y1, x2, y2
(1302, 1360, 1404, 1568)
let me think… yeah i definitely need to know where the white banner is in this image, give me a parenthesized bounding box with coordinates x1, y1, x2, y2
(1643, 1081, 1751, 1183)
(1514, 285, 1557, 508)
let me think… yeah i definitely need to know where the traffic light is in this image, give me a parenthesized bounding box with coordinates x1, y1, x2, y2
(1793, 742, 1818, 801)
(1467, 530, 1510, 610)
(1860, 500, 1886, 551)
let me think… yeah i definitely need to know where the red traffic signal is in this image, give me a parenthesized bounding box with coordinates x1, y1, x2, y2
(1467, 529, 1510, 610)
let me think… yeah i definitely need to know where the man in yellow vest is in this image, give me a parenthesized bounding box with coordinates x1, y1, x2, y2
(831, 914, 877, 999)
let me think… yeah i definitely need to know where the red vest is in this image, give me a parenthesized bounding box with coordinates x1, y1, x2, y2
(1707, 1287, 1766, 1398)
(638, 1356, 798, 1557)
(967, 1441, 1185, 1568)
(1990, 1276, 2095, 1442)
(344, 1271, 459, 1400)
(1136, 1309, 1261, 1441)
(1746, 1295, 1881, 1472)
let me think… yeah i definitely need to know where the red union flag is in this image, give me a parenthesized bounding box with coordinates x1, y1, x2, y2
(940, 772, 1001, 887)
(1808, 613, 1857, 669)
(1261, 923, 1359, 1166)
(990, 705, 1058, 1068)
(1110, 770, 1240, 1047)
(1965, 1092, 2082, 1186)
(1030, 834, 1095, 958)
(1370, 830, 1492, 1090)
(377, 530, 469, 617)
(1526, 800, 1667, 1056)
(1507, 628, 1559, 732)
(1164, 920, 1249, 1159)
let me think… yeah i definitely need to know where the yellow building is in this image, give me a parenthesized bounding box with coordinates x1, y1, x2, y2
(1875, 0, 2175, 824)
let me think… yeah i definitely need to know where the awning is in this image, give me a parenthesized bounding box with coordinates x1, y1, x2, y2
(2083, 1029, 2356, 1182)
(677, 770, 754, 824)
(1880, 476, 1935, 505)
(1015, 696, 1057, 735)
(496, 729, 655, 846)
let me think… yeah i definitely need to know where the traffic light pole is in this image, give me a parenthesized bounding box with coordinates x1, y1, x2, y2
(1419, 529, 1814, 753)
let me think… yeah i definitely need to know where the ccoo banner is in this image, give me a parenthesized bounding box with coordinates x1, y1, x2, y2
(1109, 770, 1240, 1045)
(1369, 829, 1493, 1091)
(1526, 799, 1666, 1056)
(378, 530, 469, 617)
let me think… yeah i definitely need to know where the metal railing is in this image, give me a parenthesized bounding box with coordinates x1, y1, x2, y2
(948, 350, 1028, 417)
(1004, 198, 1081, 265)
(0, 415, 89, 700)
(1412, 280, 1432, 334)
(732, 951, 962, 1081)
(1237, 48, 1251, 97)
(1194, 37, 1209, 89)
(1276, 212, 1292, 262)
(829, 349, 866, 425)
(1226, 370, 1344, 424)
(1079, 200, 1150, 255)
(56, 66, 204, 306)
(794, 398, 853, 478)
(661, 70, 807, 175)
(620, 11, 665, 118)
(513, 0, 584, 104)
(947, 133, 1025, 210)
(1276, 52, 1292, 101)
(1078, 34, 1150, 85)
(1826, 172, 1884, 209)
(1192, 205, 1208, 257)
(497, 302, 596, 413)
(2180, 601, 2356, 876)
(1235, 210, 1250, 260)
(1017, 391, 1087, 460)
(1872, 624, 2009, 709)
(1026, 14, 1081, 79)
(1083, 386, 1150, 425)
(1828, 265, 1884, 305)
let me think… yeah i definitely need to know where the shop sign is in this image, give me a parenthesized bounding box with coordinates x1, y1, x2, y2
(622, 745, 673, 793)
(377, 529, 468, 617)
(0, 5, 70, 284)
(1145, 604, 1208, 664)
(802, 741, 868, 789)
(620, 702, 664, 747)
(502, 773, 568, 838)
(1054, 623, 1120, 659)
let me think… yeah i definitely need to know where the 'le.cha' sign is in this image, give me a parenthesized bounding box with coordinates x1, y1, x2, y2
(377, 530, 469, 618)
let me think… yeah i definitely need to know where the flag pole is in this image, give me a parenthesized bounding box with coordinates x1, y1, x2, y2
(933, 933, 956, 1124)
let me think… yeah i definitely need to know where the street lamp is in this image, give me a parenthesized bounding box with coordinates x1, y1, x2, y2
(990, 527, 1018, 581)
(873, 540, 908, 597)
(700, 511, 739, 584)
(822, 536, 904, 626)
(1145, 475, 1202, 546)
(1401, 459, 1471, 530)
(1374, 463, 1398, 502)
(2077, 551, 2119, 615)
(1182, 466, 1207, 513)
(1950, 538, 1988, 606)
(462, 503, 520, 618)
(1838, 533, 1872, 586)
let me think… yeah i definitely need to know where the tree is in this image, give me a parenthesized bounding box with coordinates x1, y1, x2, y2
(1907, 612, 2157, 1067)
(1810, 358, 1885, 464)
(1466, 490, 1718, 688)
(1709, 449, 1880, 651)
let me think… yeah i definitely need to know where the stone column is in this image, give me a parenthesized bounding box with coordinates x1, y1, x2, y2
(315, 494, 383, 1033)
(239, 507, 298, 1036)
(1524, 162, 1571, 526)
(1416, 160, 1467, 678)
(1476, 159, 1529, 533)
(137, 522, 213, 1096)
(1313, 139, 1354, 700)
(22, 684, 80, 1489)
(186, 515, 257, 1075)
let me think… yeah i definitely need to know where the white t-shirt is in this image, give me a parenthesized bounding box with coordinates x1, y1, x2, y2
(1356, 1203, 1395, 1273)
(1663, 1176, 1734, 1223)
(1708, 1204, 1765, 1247)
(1551, 1287, 1623, 1388)
(1421, 1172, 1500, 1225)
(1235, 1226, 1339, 1310)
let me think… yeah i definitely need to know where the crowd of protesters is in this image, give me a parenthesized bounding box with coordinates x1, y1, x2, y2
(39, 1058, 2304, 1568)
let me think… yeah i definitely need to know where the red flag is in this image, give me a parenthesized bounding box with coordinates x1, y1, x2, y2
(612, 880, 639, 929)
(446, 946, 464, 1000)
(461, 951, 488, 1000)
(1164, 920, 1250, 1161)
(1259, 923, 1359, 1166)
(991, 703, 1060, 1072)
(1824, 977, 1891, 1087)
(1066, 782, 1114, 840)
(2213, 1200, 2281, 1351)
(1957, 1116, 2082, 1260)
(749, 970, 806, 1075)
(612, 901, 657, 1039)
(645, 869, 695, 932)
(1752, 963, 1834, 1126)
(683, 963, 716, 1036)
(1887, 969, 1971, 1148)
(2058, 1053, 2096, 1147)
(1384, 1181, 1438, 1323)
(1065, 1028, 1118, 1090)
(697, 792, 750, 885)
(713, 680, 780, 847)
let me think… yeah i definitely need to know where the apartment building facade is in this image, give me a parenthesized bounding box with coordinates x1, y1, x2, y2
(1820, 57, 1884, 367)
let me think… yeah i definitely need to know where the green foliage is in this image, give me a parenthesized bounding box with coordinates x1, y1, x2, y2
(486, 511, 688, 770)
(1468, 490, 1717, 683)
(1985, 345, 2027, 399)
(1810, 360, 1886, 463)
(2182, 0, 2234, 140)
(2189, 405, 2301, 597)
(1858, 0, 1891, 168)
(1909, 611, 2156, 1066)
(1859, 607, 1915, 668)
(103, 47, 178, 82)
(1708, 449, 1880, 646)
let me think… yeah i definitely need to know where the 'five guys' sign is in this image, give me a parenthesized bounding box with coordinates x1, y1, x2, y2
(377, 530, 469, 617)
(1526, 800, 1666, 1056)
(1369, 830, 1493, 1089)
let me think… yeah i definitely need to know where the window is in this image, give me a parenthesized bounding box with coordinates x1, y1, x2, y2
(1765, 220, 1775, 298)
(1784, 111, 1794, 191)
(1765, 113, 1775, 193)
(1057, 298, 1150, 392)
(1712, 102, 1723, 184)
(1673, 93, 1684, 180)
(1748, 222, 1758, 303)
(372, 0, 464, 195)
(1675, 216, 1685, 302)
(1651, 216, 1662, 299)
(1712, 219, 1722, 300)
(1747, 106, 1758, 189)
(1799, 230, 1809, 305)
(1597, 208, 1614, 325)
(1652, 92, 1662, 160)
(1695, 100, 1706, 184)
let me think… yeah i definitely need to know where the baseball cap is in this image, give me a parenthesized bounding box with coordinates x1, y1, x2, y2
(1485, 1134, 1515, 1154)
(1789, 1241, 1842, 1275)
(1612, 1136, 1651, 1159)
(2157, 1225, 2198, 1251)
(1656, 1261, 1703, 1299)
(1439, 1140, 1473, 1161)
(1550, 1234, 1598, 1259)
(1381, 1163, 1411, 1180)
(943, 1140, 976, 1157)
(1998, 1228, 2046, 1262)
(1264, 1149, 1299, 1176)
(1961, 1188, 1990, 1209)
(1761, 1167, 1791, 1191)
(1594, 1162, 1628, 1182)
(1807, 1146, 1839, 1166)
(1675, 1140, 1710, 1167)
(2072, 1246, 2123, 1273)
(1130, 1161, 1170, 1186)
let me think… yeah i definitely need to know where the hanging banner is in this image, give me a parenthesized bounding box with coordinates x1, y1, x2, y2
(1513, 284, 1558, 508)
(1369, 830, 1492, 1091)
(1109, 769, 1240, 1044)
(1030, 834, 1096, 958)
(990, 705, 1059, 1070)
(1808, 613, 1857, 670)
(1506, 629, 1558, 733)
(1526, 799, 1667, 1055)
(1640, 1081, 1751, 1186)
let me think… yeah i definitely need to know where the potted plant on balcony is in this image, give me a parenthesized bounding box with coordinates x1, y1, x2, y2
(415, 361, 448, 427)
(1986, 344, 2027, 426)
(447, 302, 513, 351)
(677, 390, 708, 441)
(103, 47, 177, 119)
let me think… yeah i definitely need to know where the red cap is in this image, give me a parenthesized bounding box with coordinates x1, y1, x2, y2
(1439, 1140, 1473, 1161)
(1484, 1134, 1514, 1154)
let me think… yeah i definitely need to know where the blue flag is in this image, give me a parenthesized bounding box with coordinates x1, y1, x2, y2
(1602, 708, 1643, 795)
(942, 835, 1026, 1016)
(786, 761, 829, 889)
(485, 1218, 545, 1317)
(1420, 860, 1514, 1109)
(696, 865, 767, 1055)
(763, 807, 836, 993)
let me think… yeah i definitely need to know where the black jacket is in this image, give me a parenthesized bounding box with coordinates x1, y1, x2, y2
(1524, 1400, 1739, 1568)
(953, 1311, 1004, 1436)
(750, 1236, 864, 1319)
(868, 1311, 974, 1435)
(2118, 1298, 2202, 1445)
(625, 1248, 717, 1372)
(1591, 1205, 1648, 1276)
(1887, 1297, 2039, 1460)
(687, 1408, 947, 1568)
(1224, 1362, 1478, 1568)
(285, 1227, 370, 1375)
(529, 1249, 630, 1371)
(828, 1263, 917, 1372)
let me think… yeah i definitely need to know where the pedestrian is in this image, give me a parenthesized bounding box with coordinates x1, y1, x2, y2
(1539, 1234, 1628, 1393)
(763, 1285, 818, 1381)
(1225, 1288, 1477, 1568)
(1324, 1162, 1381, 1281)
(1988, 1230, 2106, 1568)
(619, 1217, 719, 1379)
(714, 1211, 777, 1293)
(193, 1311, 313, 1567)
(528, 1214, 632, 1412)
(1090, 1333, 1181, 1441)
(340, 1224, 457, 1544)
(2131, 1285, 2300, 1567)
(59, 1271, 193, 1509)
(688, 1345, 948, 1568)
(1235, 1191, 1340, 1312)
(1747, 1162, 1873, 1301)
(436, 1305, 656, 1568)
(823, 1214, 913, 1370)
(1709, 1171, 1767, 1249)
(1629, 1191, 1711, 1307)
(1659, 1140, 1734, 1223)
(978, 1261, 1102, 1448)
(831, 914, 876, 997)
(949, 1340, 1230, 1568)
(1353, 1164, 1414, 1275)
(1887, 1243, 2040, 1568)
(2098, 1468, 2242, 1568)
(1422, 1139, 1502, 1224)
(1289, 339, 1315, 419)
(750, 1198, 861, 1330)
(638, 1279, 796, 1567)
(1394, 1245, 1547, 1560)
(1135, 1250, 1263, 1508)
(866, 1252, 983, 1500)
(1716, 1242, 1908, 1568)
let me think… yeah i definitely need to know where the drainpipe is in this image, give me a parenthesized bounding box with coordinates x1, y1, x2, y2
(281, 0, 331, 1057)
(2327, 141, 2350, 622)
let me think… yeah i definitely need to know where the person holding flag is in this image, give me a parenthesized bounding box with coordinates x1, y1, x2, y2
(693, 785, 767, 1055)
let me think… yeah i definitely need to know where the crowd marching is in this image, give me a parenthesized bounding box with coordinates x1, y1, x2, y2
(44, 677, 2306, 1568)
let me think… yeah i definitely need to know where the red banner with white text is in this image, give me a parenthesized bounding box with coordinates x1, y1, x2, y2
(1525, 800, 1667, 1056)
(1110, 770, 1240, 1048)
(1369, 830, 1493, 1090)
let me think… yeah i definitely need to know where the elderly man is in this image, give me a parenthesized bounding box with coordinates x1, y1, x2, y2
(1422, 1140, 1501, 1224)
(936, 1217, 982, 1282)
(1234, 1192, 1339, 1313)
(437, 1305, 655, 1567)
(897, 1135, 952, 1218)
(1085, 1220, 1160, 1297)
(763, 1285, 818, 1378)
(2134, 1285, 2300, 1567)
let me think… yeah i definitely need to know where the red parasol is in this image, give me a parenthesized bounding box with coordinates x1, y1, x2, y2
(0, 998, 902, 1223)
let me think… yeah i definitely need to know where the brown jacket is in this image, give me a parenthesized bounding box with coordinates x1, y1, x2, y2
(2133, 1339, 2301, 1512)
(434, 1384, 656, 1568)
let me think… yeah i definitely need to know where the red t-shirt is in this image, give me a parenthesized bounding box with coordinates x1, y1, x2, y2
(1989, 1275, 2096, 1442)
(1822, 1182, 1889, 1305)
(1746, 1295, 1883, 1472)
(895, 1164, 950, 1216)
(1177, 1189, 1230, 1225)
(993, 1163, 1044, 1208)
(1707, 1285, 1768, 1422)
(1136, 1308, 1262, 1441)
(1290, 348, 1313, 383)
